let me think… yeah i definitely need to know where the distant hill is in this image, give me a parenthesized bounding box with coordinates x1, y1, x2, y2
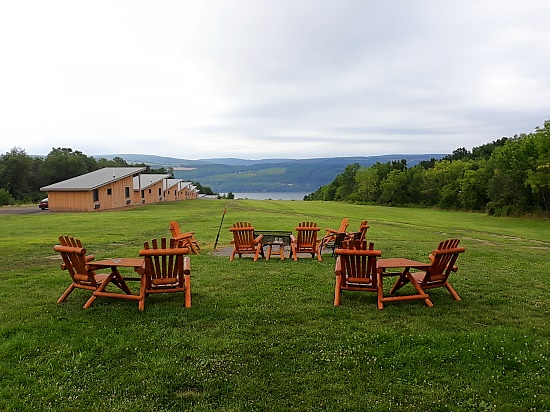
(96, 154, 445, 193)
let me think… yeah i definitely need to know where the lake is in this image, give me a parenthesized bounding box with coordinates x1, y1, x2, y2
(230, 192, 310, 200)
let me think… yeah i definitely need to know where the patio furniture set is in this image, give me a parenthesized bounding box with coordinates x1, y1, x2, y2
(52, 218, 465, 311)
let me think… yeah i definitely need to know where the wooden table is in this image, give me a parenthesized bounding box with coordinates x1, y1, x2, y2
(377, 258, 433, 308)
(254, 231, 292, 261)
(87, 258, 145, 305)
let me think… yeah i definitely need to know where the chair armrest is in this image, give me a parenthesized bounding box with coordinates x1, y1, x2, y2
(173, 232, 194, 241)
(183, 256, 191, 275)
(254, 234, 264, 243)
(335, 249, 382, 257)
(334, 256, 342, 275)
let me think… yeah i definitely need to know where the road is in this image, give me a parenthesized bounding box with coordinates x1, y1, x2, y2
(0, 206, 47, 215)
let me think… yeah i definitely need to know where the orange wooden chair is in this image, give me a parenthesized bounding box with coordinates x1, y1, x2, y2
(345, 220, 369, 242)
(322, 218, 349, 249)
(138, 238, 191, 311)
(54, 236, 131, 308)
(390, 239, 466, 301)
(169, 220, 200, 254)
(229, 222, 264, 261)
(290, 221, 322, 261)
(334, 240, 382, 308)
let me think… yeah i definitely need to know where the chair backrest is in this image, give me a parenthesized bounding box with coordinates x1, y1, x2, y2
(295, 222, 321, 249)
(423, 239, 465, 284)
(139, 238, 190, 290)
(230, 222, 257, 248)
(354, 220, 369, 242)
(169, 221, 182, 238)
(337, 218, 349, 233)
(53, 244, 97, 286)
(335, 240, 381, 286)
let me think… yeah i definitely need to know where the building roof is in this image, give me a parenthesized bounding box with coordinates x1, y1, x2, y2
(41, 167, 146, 192)
(133, 174, 170, 190)
(163, 178, 183, 190)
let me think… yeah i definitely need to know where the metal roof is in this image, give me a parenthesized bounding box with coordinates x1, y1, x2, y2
(163, 178, 183, 190)
(133, 174, 170, 190)
(40, 167, 146, 192)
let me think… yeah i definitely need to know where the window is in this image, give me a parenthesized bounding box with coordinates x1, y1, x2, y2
(93, 189, 99, 202)
(125, 187, 130, 198)
(141, 190, 145, 198)
(107, 188, 112, 195)
(158, 188, 162, 196)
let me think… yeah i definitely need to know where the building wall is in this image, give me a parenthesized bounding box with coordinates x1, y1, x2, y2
(94, 176, 134, 210)
(47, 176, 134, 212)
(164, 185, 179, 201)
(48, 191, 93, 212)
(136, 181, 166, 205)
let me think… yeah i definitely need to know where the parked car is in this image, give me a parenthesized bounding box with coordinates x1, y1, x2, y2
(39, 198, 49, 210)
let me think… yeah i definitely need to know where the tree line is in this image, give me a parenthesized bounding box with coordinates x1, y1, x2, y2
(0, 147, 213, 206)
(305, 120, 550, 216)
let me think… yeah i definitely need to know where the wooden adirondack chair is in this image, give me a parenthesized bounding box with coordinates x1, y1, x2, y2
(345, 220, 369, 242)
(322, 218, 349, 249)
(334, 240, 382, 308)
(390, 239, 465, 301)
(54, 236, 131, 308)
(138, 238, 191, 311)
(169, 221, 200, 254)
(290, 221, 322, 261)
(229, 222, 264, 261)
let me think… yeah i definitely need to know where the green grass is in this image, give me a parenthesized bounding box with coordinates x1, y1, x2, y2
(1, 200, 549, 411)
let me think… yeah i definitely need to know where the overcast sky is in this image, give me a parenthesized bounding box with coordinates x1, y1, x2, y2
(1, 1, 549, 160)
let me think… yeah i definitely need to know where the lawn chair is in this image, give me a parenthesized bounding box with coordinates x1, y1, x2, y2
(390, 239, 466, 301)
(345, 220, 369, 242)
(334, 240, 382, 308)
(138, 238, 191, 311)
(229, 222, 264, 261)
(54, 236, 131, 308)
(169, 220, 200, 254)
(290, 221, 322, 261)
(322, 218, 349, 249)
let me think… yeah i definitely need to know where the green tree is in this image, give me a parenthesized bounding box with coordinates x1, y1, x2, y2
(354, 166, 379, 203)
(487, 135, 537, 214)
(0, 188, 14, 205)
(379, 170, 409, 205)
(525, 122, 550, 212)
(40, 148, 98, 186)
(0, 147, 34, 200)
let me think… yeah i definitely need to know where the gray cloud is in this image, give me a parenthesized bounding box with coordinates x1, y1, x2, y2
(0, 0, 549, 159)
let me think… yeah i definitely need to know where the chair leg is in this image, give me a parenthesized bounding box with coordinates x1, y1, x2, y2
(57, 283, 76, 303)
(445, 282, 461, 301)
(138, 276, 146, 311)
(377, 272, 385, 310)
(184, 274, 192, 308)
(334, 277, 341, 306)
(390, 272, 411, 295)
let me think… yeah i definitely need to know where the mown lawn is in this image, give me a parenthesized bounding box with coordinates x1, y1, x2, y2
(0, 200, 548, 411)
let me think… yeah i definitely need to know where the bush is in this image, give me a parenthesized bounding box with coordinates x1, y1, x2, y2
(0, 188, 14, 206)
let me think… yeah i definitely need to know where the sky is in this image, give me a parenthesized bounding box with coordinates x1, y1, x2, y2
(1, 1, 549, 160)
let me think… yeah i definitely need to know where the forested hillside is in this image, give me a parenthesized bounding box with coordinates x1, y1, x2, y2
(170, 155, 440, 192)
(305, 120, 550, 216)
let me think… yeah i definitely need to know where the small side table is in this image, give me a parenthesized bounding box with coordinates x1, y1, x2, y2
(265, 239, 286, 260)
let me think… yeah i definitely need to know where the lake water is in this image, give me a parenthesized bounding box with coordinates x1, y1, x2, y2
(230, 192, 310, 200)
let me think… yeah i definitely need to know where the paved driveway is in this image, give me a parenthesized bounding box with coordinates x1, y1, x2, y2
(0, 206, 46, 215)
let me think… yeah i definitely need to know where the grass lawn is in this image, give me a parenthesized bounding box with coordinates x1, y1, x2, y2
(0, 199, 549, 411)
